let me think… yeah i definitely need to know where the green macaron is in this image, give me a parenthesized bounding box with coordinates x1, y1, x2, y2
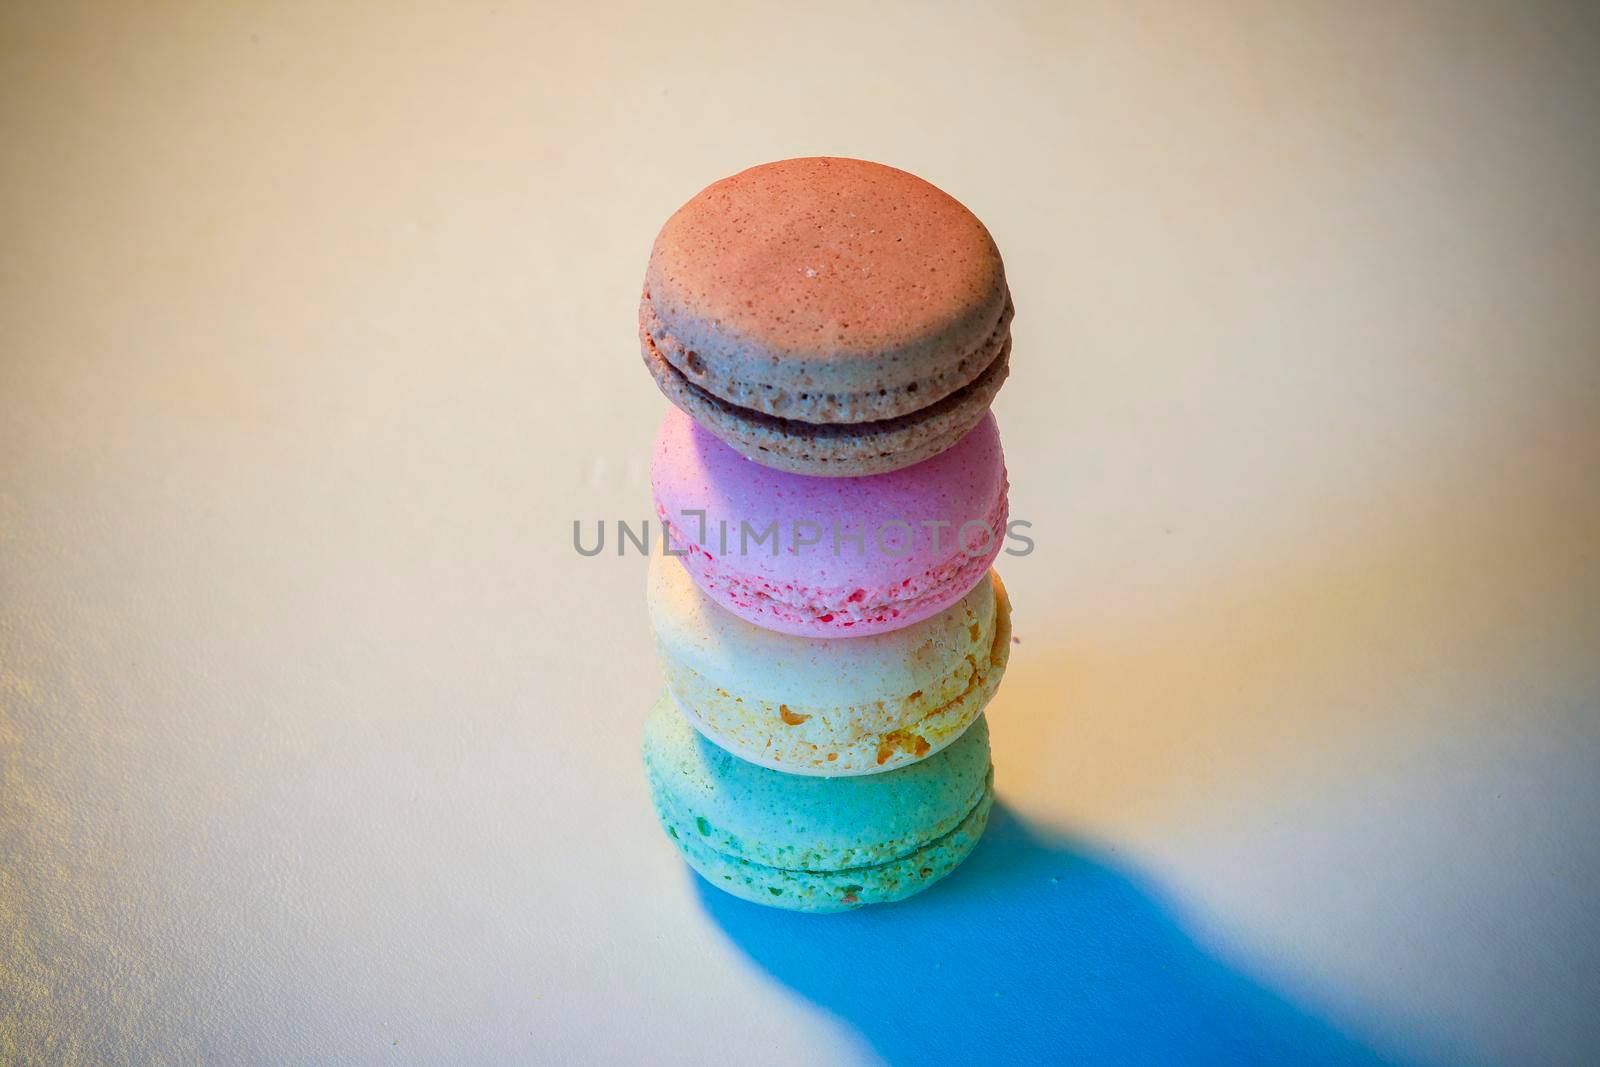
(642, 692, 994, 912)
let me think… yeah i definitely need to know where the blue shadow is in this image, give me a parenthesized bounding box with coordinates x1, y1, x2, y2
(696, 803, 1392, 1065)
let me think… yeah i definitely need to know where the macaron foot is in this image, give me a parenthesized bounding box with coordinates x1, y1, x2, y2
(665, 779, 994, 913)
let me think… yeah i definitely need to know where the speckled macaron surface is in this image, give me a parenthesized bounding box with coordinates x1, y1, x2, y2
(649, 549, 1011, 776)
(643, 693, 994, 912)
(651, 405, 1008, 638)
(640, 157, 1013, 477)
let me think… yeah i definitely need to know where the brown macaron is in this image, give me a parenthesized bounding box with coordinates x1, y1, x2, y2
(640, 157, 1012, 477)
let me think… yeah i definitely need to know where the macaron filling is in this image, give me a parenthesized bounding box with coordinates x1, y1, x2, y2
(640, 289, 1014, 426)
(644, 330, 1012, 476)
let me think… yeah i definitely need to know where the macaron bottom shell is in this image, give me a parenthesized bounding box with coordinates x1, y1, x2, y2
(641, 307, 1012, 479)
(656, 774, 994, 913)
(661, 488, 1006, 639)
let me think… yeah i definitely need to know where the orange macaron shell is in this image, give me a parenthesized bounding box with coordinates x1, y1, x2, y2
(640, 157, 1013, 477)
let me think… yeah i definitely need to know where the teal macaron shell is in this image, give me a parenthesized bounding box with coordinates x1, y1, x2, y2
(668, 782, 993, 912)
(643, 692, 994, 911)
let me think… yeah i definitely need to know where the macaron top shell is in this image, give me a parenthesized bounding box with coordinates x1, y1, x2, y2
(642, 156, 1012, 425)
(642, 693, 992, 873)
(651, 405, 1008, 636)
(650, 551, 1001, 713)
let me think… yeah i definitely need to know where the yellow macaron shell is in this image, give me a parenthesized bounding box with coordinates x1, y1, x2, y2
(647, 552, 1011, 776)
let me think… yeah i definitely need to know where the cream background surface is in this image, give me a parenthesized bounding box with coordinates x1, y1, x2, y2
(2, 2, 1598, 1064)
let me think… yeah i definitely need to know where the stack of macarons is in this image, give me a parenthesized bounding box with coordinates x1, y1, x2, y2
(638, 157, 1015, 912)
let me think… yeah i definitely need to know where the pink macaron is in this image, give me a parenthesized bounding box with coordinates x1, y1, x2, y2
(650, 405, 1009, 638)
